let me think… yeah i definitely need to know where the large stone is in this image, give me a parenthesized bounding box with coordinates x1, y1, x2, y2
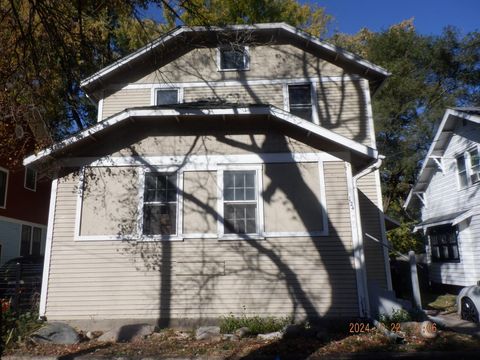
(234, 327, 251, 338)
(195, 326, 221, 341)
(98, 324, 155, 342)
(31, 323, 80, 345)
(257, 331, 283, 341)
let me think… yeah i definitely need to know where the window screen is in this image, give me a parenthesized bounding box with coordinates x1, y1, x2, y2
(156, 89, 179, 106)
(220, 46, 248, 70)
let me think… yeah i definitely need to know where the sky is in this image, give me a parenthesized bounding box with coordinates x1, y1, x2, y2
(317, 0, 480, 36)
(143, 0, 480, 36)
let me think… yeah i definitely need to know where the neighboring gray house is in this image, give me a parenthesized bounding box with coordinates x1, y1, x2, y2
(405, 108, 480, 288)
(25, 23, 394, 326)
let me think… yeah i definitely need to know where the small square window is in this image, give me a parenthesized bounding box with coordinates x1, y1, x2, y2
(156, 89, 179, 106)
(288, 84, 313, 121)
(24, 167, 37, 191)
(219, 46, 248, 70)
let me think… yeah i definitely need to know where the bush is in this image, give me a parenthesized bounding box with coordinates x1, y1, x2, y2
(219, 313, 292, 335)
(1, 299, 43, 349)
(379, 308, 412, 327)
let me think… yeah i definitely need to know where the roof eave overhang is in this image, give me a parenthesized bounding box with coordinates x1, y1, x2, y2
(404, 109, 480, 210)
(80, 23, 390, 100)
(24, 105, 378, 170)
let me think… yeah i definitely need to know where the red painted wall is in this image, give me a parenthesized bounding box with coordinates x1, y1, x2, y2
(0, 165, 50, 225)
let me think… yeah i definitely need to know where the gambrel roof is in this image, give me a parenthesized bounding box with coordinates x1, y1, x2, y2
(405, 108, 480, 209)
(80, 23, 390, 101)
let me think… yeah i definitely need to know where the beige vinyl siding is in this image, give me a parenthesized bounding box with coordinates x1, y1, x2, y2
(263, 162, 324, 233)
(183, 171, 217, 234)
(316, 80, 369, 145)
(137, 45, 345, 84)
(80, 167, 139, 236)
(184, 84, 283, 108)
(111, 132, 319, 157)
(357, 172, 387, 289)
(45, 161, 358, 321)
(102, 88, 151, 119)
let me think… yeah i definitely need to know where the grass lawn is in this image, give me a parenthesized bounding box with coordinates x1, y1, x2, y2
(5, 326, 480, 359)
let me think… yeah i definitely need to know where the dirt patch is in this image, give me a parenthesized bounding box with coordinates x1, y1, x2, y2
(5, 328, 480, 359)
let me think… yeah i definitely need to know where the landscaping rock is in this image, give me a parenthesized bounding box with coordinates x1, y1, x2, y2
(234, 327, 251, 338)
(98, 324, 155, 342)
(195, 326, 221, 341)
(420, 320, 438, 339)
(85, 330, 103, 340)
(257, 331, 283, 341)
(31, 322, 80, 345)
(222, 333, 239, 341)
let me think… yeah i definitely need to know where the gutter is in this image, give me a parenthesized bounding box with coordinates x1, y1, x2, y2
(351, 155, 385, 317)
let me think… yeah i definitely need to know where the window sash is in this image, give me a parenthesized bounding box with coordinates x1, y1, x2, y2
(288, 84, 313, 121)
(457, 155, 468, 188)
(156, 89, 179, 106)
(25, 167, 37, 191)
(469, 148, 480, 184)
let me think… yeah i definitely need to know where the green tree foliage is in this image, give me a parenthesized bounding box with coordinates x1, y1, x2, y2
(333, 20, 480, 252)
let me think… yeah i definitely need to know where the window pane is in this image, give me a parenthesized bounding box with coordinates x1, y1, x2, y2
(457, 155, 466, 172)
(32, 227, 42, 256)
(469, 149, 479, 167)
(432, 246, 440, 259)
(290, 108, 313, 121)
(0, 170, 6, 207)
(220, 47, 247, 70)
(459, 171, 468, 188)
(21, 225, 31, 256)
(450, 245, 459, 260)
(224, 171, 256, 201)
(143, 204, 176, 235)
(288, 84, 312, 121)
(25, 167, 36, 190)
(144, 173, 177, 203)
(224, 204, 257, 234)
(156, 90, 178, 105)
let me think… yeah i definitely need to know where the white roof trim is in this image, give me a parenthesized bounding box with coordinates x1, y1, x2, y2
(405, 109, 480, 209)
(80, 23, 390, 90)
(23, 106, 377, 167)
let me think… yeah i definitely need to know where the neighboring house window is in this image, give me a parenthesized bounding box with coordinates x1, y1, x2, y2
(0, 168, 7, 208)
(219, 46, 249, 70)
(223, 170, 258, 234)
(429, 225, 459, 262)
(468, 148, 480, 184)
(143, 173, 178, 236)
(24, 167, 37, 191)
(456, 154, 468, 188)
(156, 89, 179, 106)
(288, 84, 313, 121)
(20, 225, 42, 257)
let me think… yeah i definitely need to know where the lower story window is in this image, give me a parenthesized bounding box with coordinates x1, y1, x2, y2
(429, 225, 459, 262)
(223, 170, 258, 234)
(20, 225, 42, 257)
(143, 172, 177, 236)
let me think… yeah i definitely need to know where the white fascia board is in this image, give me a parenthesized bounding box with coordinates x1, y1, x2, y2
(24, 106, 377, 167)
(79, 23, 389, 91)
(406, 109, 480, 209)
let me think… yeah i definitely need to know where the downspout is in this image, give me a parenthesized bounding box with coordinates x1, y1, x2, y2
(352, 155, 385, 318)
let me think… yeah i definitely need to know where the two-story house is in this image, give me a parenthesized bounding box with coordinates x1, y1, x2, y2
(405, 108, 480, 289)
(24, 23, 393, 326)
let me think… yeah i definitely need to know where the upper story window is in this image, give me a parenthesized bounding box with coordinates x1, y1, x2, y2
(429, 225, 459, 262)
(218, 46, 249, 71)
(24, 167, 37, 191)
(156, 89, 179, 106)
(468, 148, 480, 184)
(142, 172, 178, 236)
(0, 167, 7, 208)
(456, 146, 480, 189)
(223, 170, 258, 235)
(288, 84, 313, 122)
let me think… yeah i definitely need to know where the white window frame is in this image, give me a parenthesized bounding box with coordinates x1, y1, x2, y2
(456, 145, 480, 190)
(151, 87, 184, 106)
(24, 167, 37, 192)
(217, 46, 250, 72)
(0, 167, 8, 209)
(283, 82, 320, 125)
(467, 147, 480, 184)
(137, 167, 183, 241)
(217, 164, 264, 240)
